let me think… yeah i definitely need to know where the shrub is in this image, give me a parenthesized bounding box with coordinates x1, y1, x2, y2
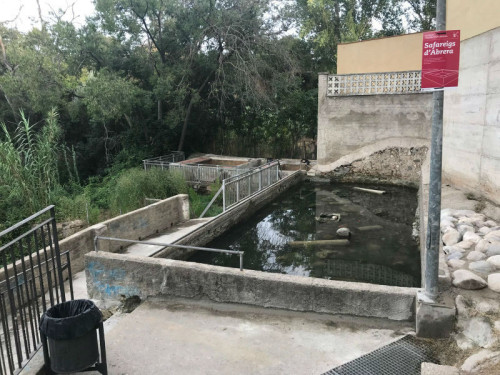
(110, 167, 188, 214)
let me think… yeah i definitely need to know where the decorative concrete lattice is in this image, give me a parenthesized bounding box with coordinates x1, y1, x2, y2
(327, 71, 422, 96)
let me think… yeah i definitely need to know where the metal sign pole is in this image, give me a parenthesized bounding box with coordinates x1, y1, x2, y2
(425, 0, 446, 299)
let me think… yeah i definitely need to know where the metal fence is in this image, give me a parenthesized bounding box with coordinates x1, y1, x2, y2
(0, 206, 73, 374)
(143, 152, 254, 185)
(327, 71, 422, 97)
(222, 161, 280, 211)
(167, 164, 250, 184)
(142, 151, 185, 169)
(201, 161, 281, 216)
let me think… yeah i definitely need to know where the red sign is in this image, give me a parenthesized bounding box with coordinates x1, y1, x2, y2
(421, 30, 460, 89)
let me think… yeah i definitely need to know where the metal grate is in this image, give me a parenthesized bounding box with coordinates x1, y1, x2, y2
(327, 71, 422, 96)
(323, 335, 438, 375)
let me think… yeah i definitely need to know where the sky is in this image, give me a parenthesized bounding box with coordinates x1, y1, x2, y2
(0, 0, 96, 31)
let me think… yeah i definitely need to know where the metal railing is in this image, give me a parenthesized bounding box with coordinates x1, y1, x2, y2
(327, 71, 423, 96)
(223, 161, 280, 211)
(167, 163, 250, 184)
(94, 236, 245, 271)
(200, 161, 281, 217)
(143, 151, 185, 169)
(0, 206, 73, 374)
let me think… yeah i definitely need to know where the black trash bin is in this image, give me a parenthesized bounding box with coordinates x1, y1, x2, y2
(40, 299, 105, 374)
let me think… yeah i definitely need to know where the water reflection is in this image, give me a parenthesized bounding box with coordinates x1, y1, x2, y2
(189, 181, 420, 287)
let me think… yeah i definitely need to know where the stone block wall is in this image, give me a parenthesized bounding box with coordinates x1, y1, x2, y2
(59, 194, 189, 273)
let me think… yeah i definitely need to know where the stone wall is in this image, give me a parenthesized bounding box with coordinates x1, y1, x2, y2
(317, 74, 433, 169)
(85, 251, 417, 321)
(443, 27, 500, 205)
(58, 194, 189, 273)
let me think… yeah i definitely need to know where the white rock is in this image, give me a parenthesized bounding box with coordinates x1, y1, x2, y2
(467, 251, 486, 261)
(441, 219, 456, 232)
(461, 350, 500, 373)
(458, 217, 476, 226)
(472, 213, 487, 221)
(485, 220, 498, 227)
(441, 208, 456, 217)
(455, 295, 470, 319)
(442, 229, 461, 246)
(463, 317, 496, 348)
(448, 259, 466, 269)
(457, 224, 474, 236)
(456, 240, 475, 250)
(486, 255, 500, 269)
(486, 242, 500, 256)
(455, 210, 476, 218)
(452, 270, 487, 290)
(447, 251, 464, 261)
(494, 321, 500, 333)
(455, 333, 476, 351)
(479, 226, 492, 235)
(443, 246, 462, 255)
(336, 227, 350, 237)
(469, 260, 496, 274)
(475, 298, 500, 314)
(475, 239, 490, 253)
(487, 273, 500, 293)
(463, 231, 481, 244)
(485, 230, 500, 241)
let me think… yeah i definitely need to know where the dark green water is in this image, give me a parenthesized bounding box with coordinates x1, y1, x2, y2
(189, 181, 421, 287)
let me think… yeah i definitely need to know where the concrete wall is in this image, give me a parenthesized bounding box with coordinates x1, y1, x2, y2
(154, 171, 303, 259)
(336, 1, 500, 75)
(85, 251, 417, 321)
(337, 33, 423, 74)
(317, 74, 433, 168)
(443, 27, 500, 205)
(446, 0, 500, 41)
(58, 195, 189, 274)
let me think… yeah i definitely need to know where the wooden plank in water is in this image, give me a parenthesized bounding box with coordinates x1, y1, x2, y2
(288, 239, 350, 247)
(353, 187, 386, 195)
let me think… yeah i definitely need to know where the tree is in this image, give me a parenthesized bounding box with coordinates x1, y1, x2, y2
(404, 0, 436, 31)
(293, 0, 395, 72)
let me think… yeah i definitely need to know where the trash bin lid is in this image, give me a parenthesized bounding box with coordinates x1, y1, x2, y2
(40, 299, 102, 340)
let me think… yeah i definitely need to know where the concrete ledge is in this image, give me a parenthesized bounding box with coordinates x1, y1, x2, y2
(85, 252, 417, 321)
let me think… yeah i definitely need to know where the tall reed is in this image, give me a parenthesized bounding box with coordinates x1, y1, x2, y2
(0, 109, 61, 218)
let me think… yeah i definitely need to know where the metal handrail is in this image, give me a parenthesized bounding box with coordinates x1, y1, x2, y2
(94, 236, 245, 271)
(223, 161, 279, 184)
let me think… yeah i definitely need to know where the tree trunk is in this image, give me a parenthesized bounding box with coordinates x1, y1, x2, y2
(177, 71, 214, 151)
(177, 96, 194, 151)
(157, 99, 163, 124)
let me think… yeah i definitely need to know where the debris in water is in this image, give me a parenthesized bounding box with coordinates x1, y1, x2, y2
(353, 187, 386, 195)
(315, 213, 341, 223)
(289, 239, 350, 247)
(357, 225, 384, 231)
(336, 227, 351, 238)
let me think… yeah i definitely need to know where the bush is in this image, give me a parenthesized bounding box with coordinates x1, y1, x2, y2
(188, 181, 223, 218)
(110, 168, 188, 214)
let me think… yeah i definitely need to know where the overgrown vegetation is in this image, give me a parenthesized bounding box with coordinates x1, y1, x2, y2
(0, 0, 436, 229)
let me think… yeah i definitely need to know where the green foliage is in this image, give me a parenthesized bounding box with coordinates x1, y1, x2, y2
(109, 168, 188, 214)
(0, 109, 61, 220)
(188, 181, 223, 218)
(0, 0, 424, 232)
